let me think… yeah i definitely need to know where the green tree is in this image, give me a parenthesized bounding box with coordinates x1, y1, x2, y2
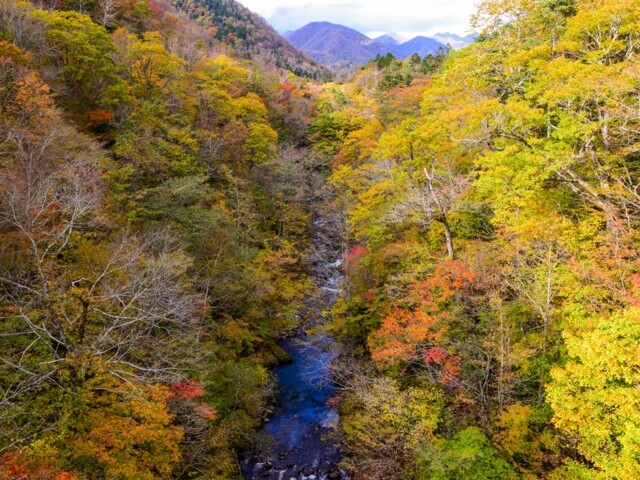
(418, 427, 516, 480)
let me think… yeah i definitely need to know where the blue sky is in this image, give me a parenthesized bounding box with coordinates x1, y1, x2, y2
(237, 0, 478, 38)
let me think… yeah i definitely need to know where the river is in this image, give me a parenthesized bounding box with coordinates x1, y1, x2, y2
(242, 178, 348, 480)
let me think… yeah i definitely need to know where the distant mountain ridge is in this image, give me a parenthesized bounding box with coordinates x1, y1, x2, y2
(286, 22, 467, 73)
(286, 22, 395, 71)
(397, 36, 448, 58)
(375, 32, 458, 57)
(432, 32, 477, 49)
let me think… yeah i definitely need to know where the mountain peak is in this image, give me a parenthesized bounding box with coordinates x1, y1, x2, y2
(432, 32, 477, 49)
(375, 32, 406, 46)
(287, 22, 446, 74)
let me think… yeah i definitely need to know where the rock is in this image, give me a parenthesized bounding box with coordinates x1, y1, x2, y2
(329, 259, 342, 268)
(258, 341, 293, 367)
(327, 470, 341, 479)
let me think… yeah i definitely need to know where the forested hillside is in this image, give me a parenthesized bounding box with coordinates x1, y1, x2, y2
(1, 0, 640, 479)
(169, 0, 330, 79)
(314, 0, 640, 478)
(0, 0, 322, 477)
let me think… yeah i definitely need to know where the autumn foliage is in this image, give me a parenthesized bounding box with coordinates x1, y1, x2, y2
(369, 259, 472, 387)
(317, 0, 640, 478)
(2, 0, 640, 478)
(0, 1, 315, 478)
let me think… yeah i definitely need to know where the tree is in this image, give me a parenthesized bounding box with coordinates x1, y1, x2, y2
(112, 29, 186, 96)
(418, 427, 516, 480)
(0, 57, 200, 450)
(3, 379, 184, 479)
(340, 377, 445, 480)
(244, 122, 278, 165)
(547, 308, 640, 479)
(369, 259, 473, 387)
(97, 0, 118, 27)
(34, 8, 123, 105)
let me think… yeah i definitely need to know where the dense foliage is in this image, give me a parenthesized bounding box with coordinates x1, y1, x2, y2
(2, 0, 640, 478)
(309, 0, 640, 478)
(0, 0, 322, 477)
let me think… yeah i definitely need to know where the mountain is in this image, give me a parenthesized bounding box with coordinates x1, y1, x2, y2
(375, 32, 406, 47)
(432, 32, 477, 49)
(377, 32, 462, 57)
(169, 0, 330, 79)
(396, 36, 445, 58)
(287, 22, 392, 69)
(287, 22, 447, 73)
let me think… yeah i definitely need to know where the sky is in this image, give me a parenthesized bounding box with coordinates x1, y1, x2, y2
(236, 0, 478, 38)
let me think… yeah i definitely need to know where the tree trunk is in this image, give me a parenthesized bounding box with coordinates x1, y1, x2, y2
(424, 166, 455, 259)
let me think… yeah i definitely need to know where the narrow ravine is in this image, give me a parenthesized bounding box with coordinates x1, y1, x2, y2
(243, 169, 348, 480)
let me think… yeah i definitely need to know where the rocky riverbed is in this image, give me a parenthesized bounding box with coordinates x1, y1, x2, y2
(243, 179, 348, 480)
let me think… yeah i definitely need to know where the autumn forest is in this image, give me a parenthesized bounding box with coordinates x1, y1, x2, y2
(1, 0, 640, 478)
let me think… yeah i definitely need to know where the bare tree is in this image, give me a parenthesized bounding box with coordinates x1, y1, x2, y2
(506, 241, 563, 403)
(0, 0, 47, 53)
(0, 227, 201, 449)
(384, 158, 472, 259)
(0, 73, 201, 448)
(97, 0, 119, 27)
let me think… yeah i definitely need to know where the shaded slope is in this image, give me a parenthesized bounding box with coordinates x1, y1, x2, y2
(170, 0, 330, 79)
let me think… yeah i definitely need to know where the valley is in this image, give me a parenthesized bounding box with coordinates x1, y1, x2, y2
(243, 164, 347, 480)
(1, 1, 640, 479)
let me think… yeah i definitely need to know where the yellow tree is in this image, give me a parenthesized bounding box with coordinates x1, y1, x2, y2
(547, 308, 640, 478)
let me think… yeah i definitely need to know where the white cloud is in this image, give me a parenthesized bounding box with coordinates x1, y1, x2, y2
(237, 0, 478, 37)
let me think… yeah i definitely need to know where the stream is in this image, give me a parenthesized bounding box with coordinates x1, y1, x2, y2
(242, 178, 348, 480)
